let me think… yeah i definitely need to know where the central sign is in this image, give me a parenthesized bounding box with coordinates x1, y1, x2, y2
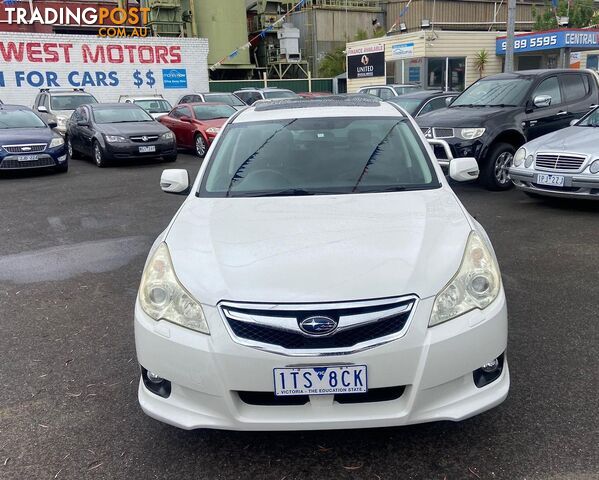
(347, 44, 385, 79)
(496, 29, 599, 54)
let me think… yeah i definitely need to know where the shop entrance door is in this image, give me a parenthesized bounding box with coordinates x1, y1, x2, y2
(426, 57, 465, 91)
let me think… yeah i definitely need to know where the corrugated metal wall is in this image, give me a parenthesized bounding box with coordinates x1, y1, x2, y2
(386, 0, 540, 32)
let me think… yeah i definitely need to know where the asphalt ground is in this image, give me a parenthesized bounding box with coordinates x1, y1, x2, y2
(0, 153, 598, 480)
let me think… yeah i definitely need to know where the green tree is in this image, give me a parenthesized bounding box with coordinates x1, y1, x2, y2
(318, 29, 384, 77)
(532, 0, 596, 29)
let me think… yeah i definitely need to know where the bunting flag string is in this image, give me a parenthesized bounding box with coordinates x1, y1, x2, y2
(210, 0, 306, 71)
(388, 0, 415, 34)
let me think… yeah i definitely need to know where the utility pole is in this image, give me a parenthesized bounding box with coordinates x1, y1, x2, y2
(505, 0, 516, 72)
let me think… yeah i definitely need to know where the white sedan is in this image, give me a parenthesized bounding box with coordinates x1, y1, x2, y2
(510, 106, 599, 199)
(134, 96, 509, 431)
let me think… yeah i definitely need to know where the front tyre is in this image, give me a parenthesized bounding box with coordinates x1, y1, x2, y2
(194, 133, 207, 158)
(93, 141, 108, 168)
(481, 142, 515, 191)
(66, 136, 78, 159)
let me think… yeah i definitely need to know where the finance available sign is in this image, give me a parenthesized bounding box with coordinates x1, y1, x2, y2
(0, 32, 208, 106)
(347, 44, 385, 80)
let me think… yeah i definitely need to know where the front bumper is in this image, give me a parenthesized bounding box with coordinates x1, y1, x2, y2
(510, 167, 599, 199)
(424, 137, 485, 167)
(135, 293, 509, 431)
(0, 147, 68, 170)
(104, 141, 176, 160)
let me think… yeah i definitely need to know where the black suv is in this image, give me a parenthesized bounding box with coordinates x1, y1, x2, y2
(416, 69, 599, 189)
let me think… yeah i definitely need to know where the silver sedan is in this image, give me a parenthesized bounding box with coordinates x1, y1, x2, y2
(509, 107, 599, 199)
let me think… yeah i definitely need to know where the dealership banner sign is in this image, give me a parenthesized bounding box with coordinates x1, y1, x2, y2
(0, 32, 209, 106)
(496, 29, 599, 54)
(347, 44, 385, 79)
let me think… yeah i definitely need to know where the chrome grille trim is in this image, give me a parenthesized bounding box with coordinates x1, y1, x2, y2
(130, 135, 159, 143)
(2, 143, 47, 153)
(219, 295, 418, 357)
(535, 152, 587, 172)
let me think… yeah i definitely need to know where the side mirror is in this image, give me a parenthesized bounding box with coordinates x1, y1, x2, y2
(570, 118, 579, 126)
(161, 169, 190, 195)
(445, 97, 454, 106)
(180, 115, 192, 123)
(37, 106, 48, 113)
(47, 121, 58, 129)
(449, 157, 479, 182)
(533, 95, 552, 108)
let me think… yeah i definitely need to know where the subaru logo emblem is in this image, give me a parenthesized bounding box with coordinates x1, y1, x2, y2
(299, 316, 338, 336)
(141, 136, 149, 142)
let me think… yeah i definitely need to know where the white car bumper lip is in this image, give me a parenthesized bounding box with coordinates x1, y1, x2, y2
(134, 294, 509, 431)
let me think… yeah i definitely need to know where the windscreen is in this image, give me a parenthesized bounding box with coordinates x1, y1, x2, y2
(263, 90, 299, 99)
(388, 98, 422, 114)
(51, 95, 97, 110)
(0, 110, 47, 129)
(451, 78, 532, 107)
(192, 105, 236, 120)
(200, 116, 438, 197)
(393, 86, 422, 95)
(576, 107, 599, 126)
(134, 99, 172, 113)
(93, 107, 153, 124)
(204, 94, 245, 107)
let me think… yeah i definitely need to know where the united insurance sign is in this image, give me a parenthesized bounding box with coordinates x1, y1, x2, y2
(347, 44, 385, 80)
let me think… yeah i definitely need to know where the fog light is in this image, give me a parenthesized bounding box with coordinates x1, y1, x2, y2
(525, 155, 534, 168)
(481, 358, 499, 373)
(146, 370, 163, 384)
(141, 366, 171, 398)
(473, 353, 505, 388)
(58, 155, 67, 163)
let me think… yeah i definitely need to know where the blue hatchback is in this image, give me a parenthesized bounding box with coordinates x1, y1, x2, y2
(0, 105, 68, 173)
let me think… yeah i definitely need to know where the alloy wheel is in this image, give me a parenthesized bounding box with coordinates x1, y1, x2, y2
(94, 144, 103, 167)
(494, 152, 513, 186)
(195, 135, 206, 157)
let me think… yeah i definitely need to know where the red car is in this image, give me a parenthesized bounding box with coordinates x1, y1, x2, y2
(160, 102, 236, 157)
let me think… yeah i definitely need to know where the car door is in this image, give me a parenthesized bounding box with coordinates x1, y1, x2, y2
(68, 107, 83, 150)
(524, 76, 567, 140)
(560, 73, 595, 122)
(166, 106, 192, 147)
(78, 106, 95, 152)
(177, 106, 195, 147)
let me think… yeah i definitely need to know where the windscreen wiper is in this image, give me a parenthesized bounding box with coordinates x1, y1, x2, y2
(225, 119, 297, 197)
(241, 188, 316, 197)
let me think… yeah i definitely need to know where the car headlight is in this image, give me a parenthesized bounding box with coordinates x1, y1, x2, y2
(162, 131, 175, 140)
(105, 135, 127, 143)
(139, 243, 209, 334)
(525, 154, 534, 168)
(430, 231, 501, 327)
(458, 128, 486, 140)
(513, 147, 526, 167)
(206, 127, 220, 134)
(590, 159, 599, 174)
(49, 137, 65, 148)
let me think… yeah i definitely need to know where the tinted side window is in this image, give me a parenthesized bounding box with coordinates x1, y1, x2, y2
(42, 95, 50, 109)
(179, 96, 191, 104)
(532, 77, 562, 105)
(34, 95, 41, 107)
(246, 92, 262, 105)
(80, 107, 89, 122)
(420, 97, 449, 114)
(561, 74, 587, 102)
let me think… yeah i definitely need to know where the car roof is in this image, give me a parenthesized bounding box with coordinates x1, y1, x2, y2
(232, 96, 403, 123)
(123, 96, 166, 100)
(181, 102, 228, 106)
(0, 104, 35, 111)
(360, 84, 419, 89)
(389, 90, 458, 100)
(482, 69, 585, 81)
(90, 103, 139, 109)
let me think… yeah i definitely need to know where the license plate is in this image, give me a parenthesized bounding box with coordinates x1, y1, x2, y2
(139, 145, 156, 153)
(273, 365, 367, 396)
(537, 173, 565, 187)
(16, 154, 39, 161)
